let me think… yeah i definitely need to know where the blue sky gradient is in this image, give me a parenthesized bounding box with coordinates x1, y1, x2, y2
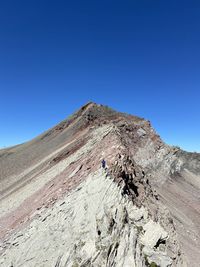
(0, 1, 200, 151)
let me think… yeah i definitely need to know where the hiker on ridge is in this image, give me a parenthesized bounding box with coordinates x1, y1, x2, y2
(101, 159, 106, 169)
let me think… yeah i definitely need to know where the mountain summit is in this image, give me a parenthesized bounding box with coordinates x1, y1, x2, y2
(0, 103, 199, 267)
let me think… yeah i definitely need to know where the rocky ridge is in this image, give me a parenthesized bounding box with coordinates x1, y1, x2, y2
(0, 102, 199, 266)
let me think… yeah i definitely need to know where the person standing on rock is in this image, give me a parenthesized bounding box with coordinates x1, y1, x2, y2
(101, 159, 106, 169)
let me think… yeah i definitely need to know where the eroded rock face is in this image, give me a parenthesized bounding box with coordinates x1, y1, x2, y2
(0, 102, 197, 266)
(0, 169, 183, 267)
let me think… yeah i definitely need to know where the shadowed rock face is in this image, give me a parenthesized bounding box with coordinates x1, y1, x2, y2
(0, 102, 199, 267)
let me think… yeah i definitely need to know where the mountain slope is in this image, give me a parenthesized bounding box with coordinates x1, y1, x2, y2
(0, 102, 199, 267)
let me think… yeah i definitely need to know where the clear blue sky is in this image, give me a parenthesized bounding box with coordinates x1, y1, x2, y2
(0, 0, 200, 152)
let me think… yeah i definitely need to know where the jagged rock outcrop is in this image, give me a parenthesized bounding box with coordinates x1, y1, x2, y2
(0, 102, 199, 266)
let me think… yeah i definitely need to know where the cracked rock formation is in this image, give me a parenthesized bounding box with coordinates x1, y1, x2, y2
(0, 102, 199, 266)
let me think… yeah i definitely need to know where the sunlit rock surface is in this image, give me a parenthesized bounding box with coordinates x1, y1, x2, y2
(0, 102, 199, 266)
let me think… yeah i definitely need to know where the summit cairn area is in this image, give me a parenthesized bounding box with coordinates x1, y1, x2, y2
(0, 102, 199, 266)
